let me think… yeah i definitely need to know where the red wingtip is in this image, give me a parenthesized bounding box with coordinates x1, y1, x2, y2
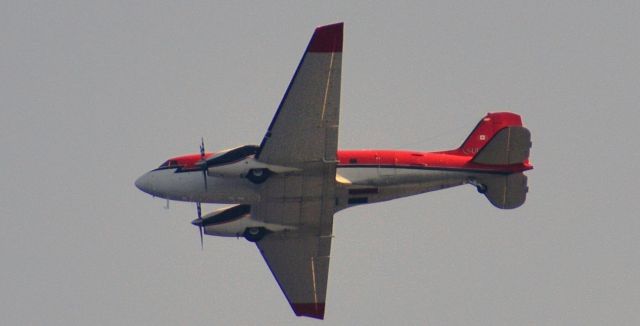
(292, 302, 325, 319)
(308, 22, 343, 53)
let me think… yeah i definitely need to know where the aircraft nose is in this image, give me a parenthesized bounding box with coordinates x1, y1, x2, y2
(135, 172, 153, 194)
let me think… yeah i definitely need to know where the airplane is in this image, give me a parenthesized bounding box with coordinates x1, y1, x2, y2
(134, 22, 532, 320)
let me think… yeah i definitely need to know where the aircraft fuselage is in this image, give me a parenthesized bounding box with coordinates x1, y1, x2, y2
(135, 149, 532, 208)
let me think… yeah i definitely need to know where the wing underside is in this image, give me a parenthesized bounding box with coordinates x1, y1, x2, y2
(254, 164, 336, 319)
(256, 23, 342, 166)
(257, 229, 332, 319)
(252, 23, 343, 320)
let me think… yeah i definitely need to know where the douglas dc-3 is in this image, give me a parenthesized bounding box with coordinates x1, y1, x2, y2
(135, 23, 532, 320)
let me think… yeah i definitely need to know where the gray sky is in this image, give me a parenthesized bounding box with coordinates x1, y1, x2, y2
(2, 1, 639, 325)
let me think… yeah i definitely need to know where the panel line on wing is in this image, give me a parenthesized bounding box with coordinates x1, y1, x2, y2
(320, 51, 336, 124)
(311, 255, 318, 304)
(321, 51, 336, 163)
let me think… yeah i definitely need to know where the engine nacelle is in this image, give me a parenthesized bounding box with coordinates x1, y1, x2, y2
(204, 145, 299, 178)
(192, 204, 294, 238)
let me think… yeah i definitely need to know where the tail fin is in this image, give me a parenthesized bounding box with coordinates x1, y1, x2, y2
(456, 112, 532, 209)
(453, 112, 531, 165)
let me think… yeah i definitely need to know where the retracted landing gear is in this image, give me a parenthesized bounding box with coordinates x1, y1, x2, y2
(476, 184, 487, 194)
(468, 178, 487, 194)
(247, 168, 270, 184)
(243, 227, 269, 242)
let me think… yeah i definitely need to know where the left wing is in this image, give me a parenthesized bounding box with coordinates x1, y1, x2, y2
(256, 23, 343, 166)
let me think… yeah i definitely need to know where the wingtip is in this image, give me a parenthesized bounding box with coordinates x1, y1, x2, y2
(292, 302, 325, 319)
(308, 22, 343, 53)
(315, 22, 344, 31)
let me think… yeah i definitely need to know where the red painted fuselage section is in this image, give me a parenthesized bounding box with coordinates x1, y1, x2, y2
(336, 149, 532, 174)
(160, 149, 531, 175)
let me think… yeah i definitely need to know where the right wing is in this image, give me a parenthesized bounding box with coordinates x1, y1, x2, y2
(257, 227, 332, 319)
(253, 167, 336, 319)
(256, 23, 343, 166)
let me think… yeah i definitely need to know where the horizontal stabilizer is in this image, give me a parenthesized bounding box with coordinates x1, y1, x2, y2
(476, 173, 528, 209)
(472, 126, 531, 165)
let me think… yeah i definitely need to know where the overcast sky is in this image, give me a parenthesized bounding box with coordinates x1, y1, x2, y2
(2, 1, 639, 325)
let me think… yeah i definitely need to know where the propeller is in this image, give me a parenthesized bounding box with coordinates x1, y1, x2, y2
(196, 202, 204, 250)
(196, 139, 207, 249)
(199, 138, 208, 191)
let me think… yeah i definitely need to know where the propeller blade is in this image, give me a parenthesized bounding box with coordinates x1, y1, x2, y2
(199, 224, 204, 250)
(200, 138, 208, 191)
(197, 202, 204, 250)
